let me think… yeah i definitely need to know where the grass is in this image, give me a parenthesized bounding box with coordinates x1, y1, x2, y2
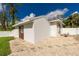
(0, 37, 14, 56)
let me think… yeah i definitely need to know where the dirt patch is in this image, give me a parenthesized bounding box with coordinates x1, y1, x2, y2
(9, 36, 79, 56)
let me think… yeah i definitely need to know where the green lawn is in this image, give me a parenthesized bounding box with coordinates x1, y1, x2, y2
(0, 37, 14, 56)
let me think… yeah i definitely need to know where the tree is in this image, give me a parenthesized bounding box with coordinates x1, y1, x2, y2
(0, 3, 22, 31)
(7, 3, 22, 25)
(1, 4, 8, 30)
(63, 13, 79, 27)
(9, 4, 16, 25)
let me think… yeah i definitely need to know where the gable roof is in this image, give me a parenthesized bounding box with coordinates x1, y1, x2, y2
(13, 15, 46, 27)
(13, 15, 64, 27)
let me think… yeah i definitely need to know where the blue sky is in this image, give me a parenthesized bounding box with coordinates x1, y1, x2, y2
(1, 3, 79, 21)
(15, 3, 79, 19)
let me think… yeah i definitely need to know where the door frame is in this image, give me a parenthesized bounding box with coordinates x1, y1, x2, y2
(19, 25, 24, 39)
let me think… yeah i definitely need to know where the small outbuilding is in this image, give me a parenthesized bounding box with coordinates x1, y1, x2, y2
(13, 15, 63, 44)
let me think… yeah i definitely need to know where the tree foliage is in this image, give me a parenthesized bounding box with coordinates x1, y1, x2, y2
(0, 3, 22, 31)
(63, 13, 79, 28)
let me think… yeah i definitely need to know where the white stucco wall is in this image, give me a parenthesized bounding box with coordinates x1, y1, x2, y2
(11, 28, 19, 38)
(33, 17, 50, 43)
(50, 25, 59, 37)
(24, 23, 35, 44)
(61, 28, 79, 35)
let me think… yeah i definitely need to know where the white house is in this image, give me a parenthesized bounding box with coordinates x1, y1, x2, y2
(13, 15, 63, 44)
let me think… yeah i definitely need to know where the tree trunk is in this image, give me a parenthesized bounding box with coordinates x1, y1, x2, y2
(10, 4, 15, 25)
(2, 4, 7, 30)
(12, 14, 15, 25)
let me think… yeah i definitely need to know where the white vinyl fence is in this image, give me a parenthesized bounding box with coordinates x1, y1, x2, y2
(0, 31, 12, 37)
(0, 29, 19, 37)
(61, 28, 79, 35)
(0, 28, 79, 37)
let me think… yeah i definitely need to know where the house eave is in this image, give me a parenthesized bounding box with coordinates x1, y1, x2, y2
(12, 19, 31, 27)
(12, 15, 46, 27)
(49, 19, 64, 25)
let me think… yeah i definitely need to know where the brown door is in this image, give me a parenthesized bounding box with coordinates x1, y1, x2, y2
(19, 25, 24, 39)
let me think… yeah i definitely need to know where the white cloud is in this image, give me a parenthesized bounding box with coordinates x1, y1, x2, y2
(0, 4, 6, 13)
(21, 16, 29, 21)
(0, 4, 3, 12)
(22, 8, 68, 21)
(22, 13, 36, 21)
(46, 8, 68, 20)
(29, 13, 35, 17)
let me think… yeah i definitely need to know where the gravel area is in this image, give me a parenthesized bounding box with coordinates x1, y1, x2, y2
(9, 36, 79, 56)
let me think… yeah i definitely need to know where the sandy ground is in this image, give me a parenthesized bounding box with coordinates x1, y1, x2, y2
(9, 36, 79, 56)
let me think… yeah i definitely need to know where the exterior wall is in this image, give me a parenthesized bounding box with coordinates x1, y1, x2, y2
(24, 22, 35, 43)
(11, 28, 19, 38)
(33, 18, 50, 43)
(61, 28, 79, 35)
(50, 25, 59, 37)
